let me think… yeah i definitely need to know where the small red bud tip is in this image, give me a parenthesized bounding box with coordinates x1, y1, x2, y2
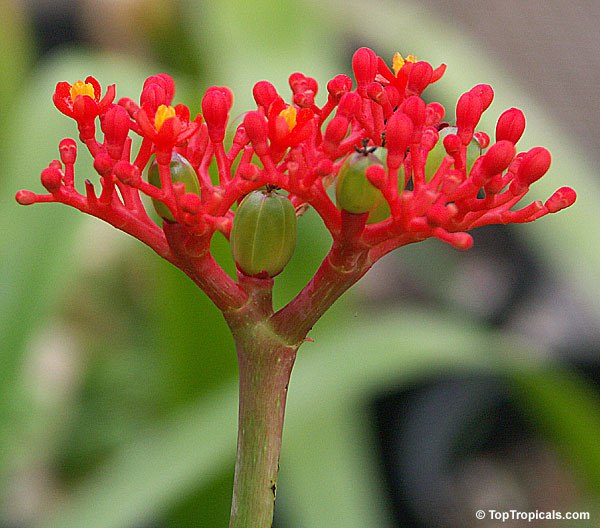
(456, 91, 483, 143)
(407, 61, 433, 96)
(93, 151, 114, 176)
(253, 81, 279, 109)
(545, 186, 577, 213)
(385, 112, 413, 155)
(480, 140, 516, 176)
(41, 166, 63, 192)
(243, 111, 269, 155)
(352, 47, 377, 87)
(473, 131, 490, 149)
(365, 164, 386, 188)
(289, 72, 318, 96)
(367, 82, 385, 102)
(442, 132, 462, 155)
(516, 147, 552, 186)
(327, 75, 352, 100)
(179, 192, 202, 214)
(495, 108, 526, 144)
(425, 102, 445, 126)
(58, 138, 77, 164)
(101, 105, 131, 158)
(113, 160, 141, 186)
(469, 84, 494, 112)
(453, 232, 474, 250)
(434, 228, 474, 250)
(401, 96, 426, 135)
(324, 115, 349, 145)
(202, 87, 232, 143)
(337, 92, 360, 118)
(141, 74, 175, 109)
(15, 190, 38, 205)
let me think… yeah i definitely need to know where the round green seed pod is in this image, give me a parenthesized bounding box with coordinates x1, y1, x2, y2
(230, 189, 297, 278)
(147, 153, 200, 222)
(335, 152, 385, 214)
(424, 126, 483, 181)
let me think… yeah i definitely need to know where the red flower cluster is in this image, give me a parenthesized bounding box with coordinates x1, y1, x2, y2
(16, 47, 576, 309)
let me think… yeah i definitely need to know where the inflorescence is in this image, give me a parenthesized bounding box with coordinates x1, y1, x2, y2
(16, 47, 576, 312)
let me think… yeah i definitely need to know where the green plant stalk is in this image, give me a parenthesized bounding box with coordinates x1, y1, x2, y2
(229, 328, 296, 527)
(224, 227, 371, 527)
(225, 277, 298, 528)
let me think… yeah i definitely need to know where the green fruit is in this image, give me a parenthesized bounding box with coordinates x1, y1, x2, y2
(230, 189, 297, 278)
(147, 153, 200, 222)
(335, 152, 385, 214)
(424, 126, 483, 181)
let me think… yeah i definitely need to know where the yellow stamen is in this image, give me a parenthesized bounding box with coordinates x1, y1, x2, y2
(392, 52, 417, 75)
(155, 104, 176, 131)
(70, 80, 95, 102)
(279, 106, 297, 131)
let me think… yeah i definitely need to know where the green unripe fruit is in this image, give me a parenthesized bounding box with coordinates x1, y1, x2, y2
(147, 153, 200, 222)
(335, 152, 385, 214)
(424, 126, 483, 182)
(230, 189, 297, 278)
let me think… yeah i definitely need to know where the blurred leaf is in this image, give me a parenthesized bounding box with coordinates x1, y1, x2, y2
(0, 47, 169, 490)
(0, 0, 33, 119)
(510, 367, 600, 498)
(147, 243, 237, 407)
(180, 0, 342, 111)
(35, 309, 522, 528)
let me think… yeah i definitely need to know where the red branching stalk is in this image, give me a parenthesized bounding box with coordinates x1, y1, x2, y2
(16, 48, 576, 527)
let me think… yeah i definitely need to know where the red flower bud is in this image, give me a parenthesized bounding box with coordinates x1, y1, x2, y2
(469, 84, 494, 112)
(511, 147, 552, 194)
(202, 87, 232, 143)
(180, 192, 202, 214)
(253, 81, 279, 110)
(243, 111, 270, 156)
(93, 151, 113, 176)
(425, 102, 445, 126)
(41, 166, 63, 193)
(495, 108, 526, 144)
(323, 116, 348, 149)
(113, 160, 141, 186)
(545, 186, 577, 213)
(59, 138, 77, 165)
(101, 105, 130, 159)
(15, 190, 37, 205)
(456, 91, 483, 144)
(400, 96, 425, 142)
(141, 73, 175, 110)
(407, 61, 433, 96)
(365, 164, 386, 189)
(337, 92, 360, 119)
(385, 112, 413, 156)
(352, 47, 377, 88)
(327, 74, 352, 100)
(479, 140, 516, 177)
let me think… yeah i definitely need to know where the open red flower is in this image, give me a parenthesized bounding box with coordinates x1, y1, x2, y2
(135, 103, 200, 155)
(53, 77, 115, 140)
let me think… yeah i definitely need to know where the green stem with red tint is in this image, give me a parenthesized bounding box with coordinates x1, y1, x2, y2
(224, 276, 297, 528)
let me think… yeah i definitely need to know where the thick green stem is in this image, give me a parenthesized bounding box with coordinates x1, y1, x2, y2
(225, 277, 298, 528)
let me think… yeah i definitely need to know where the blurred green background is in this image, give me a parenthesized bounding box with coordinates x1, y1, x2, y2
(1, 0, 600, 526)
